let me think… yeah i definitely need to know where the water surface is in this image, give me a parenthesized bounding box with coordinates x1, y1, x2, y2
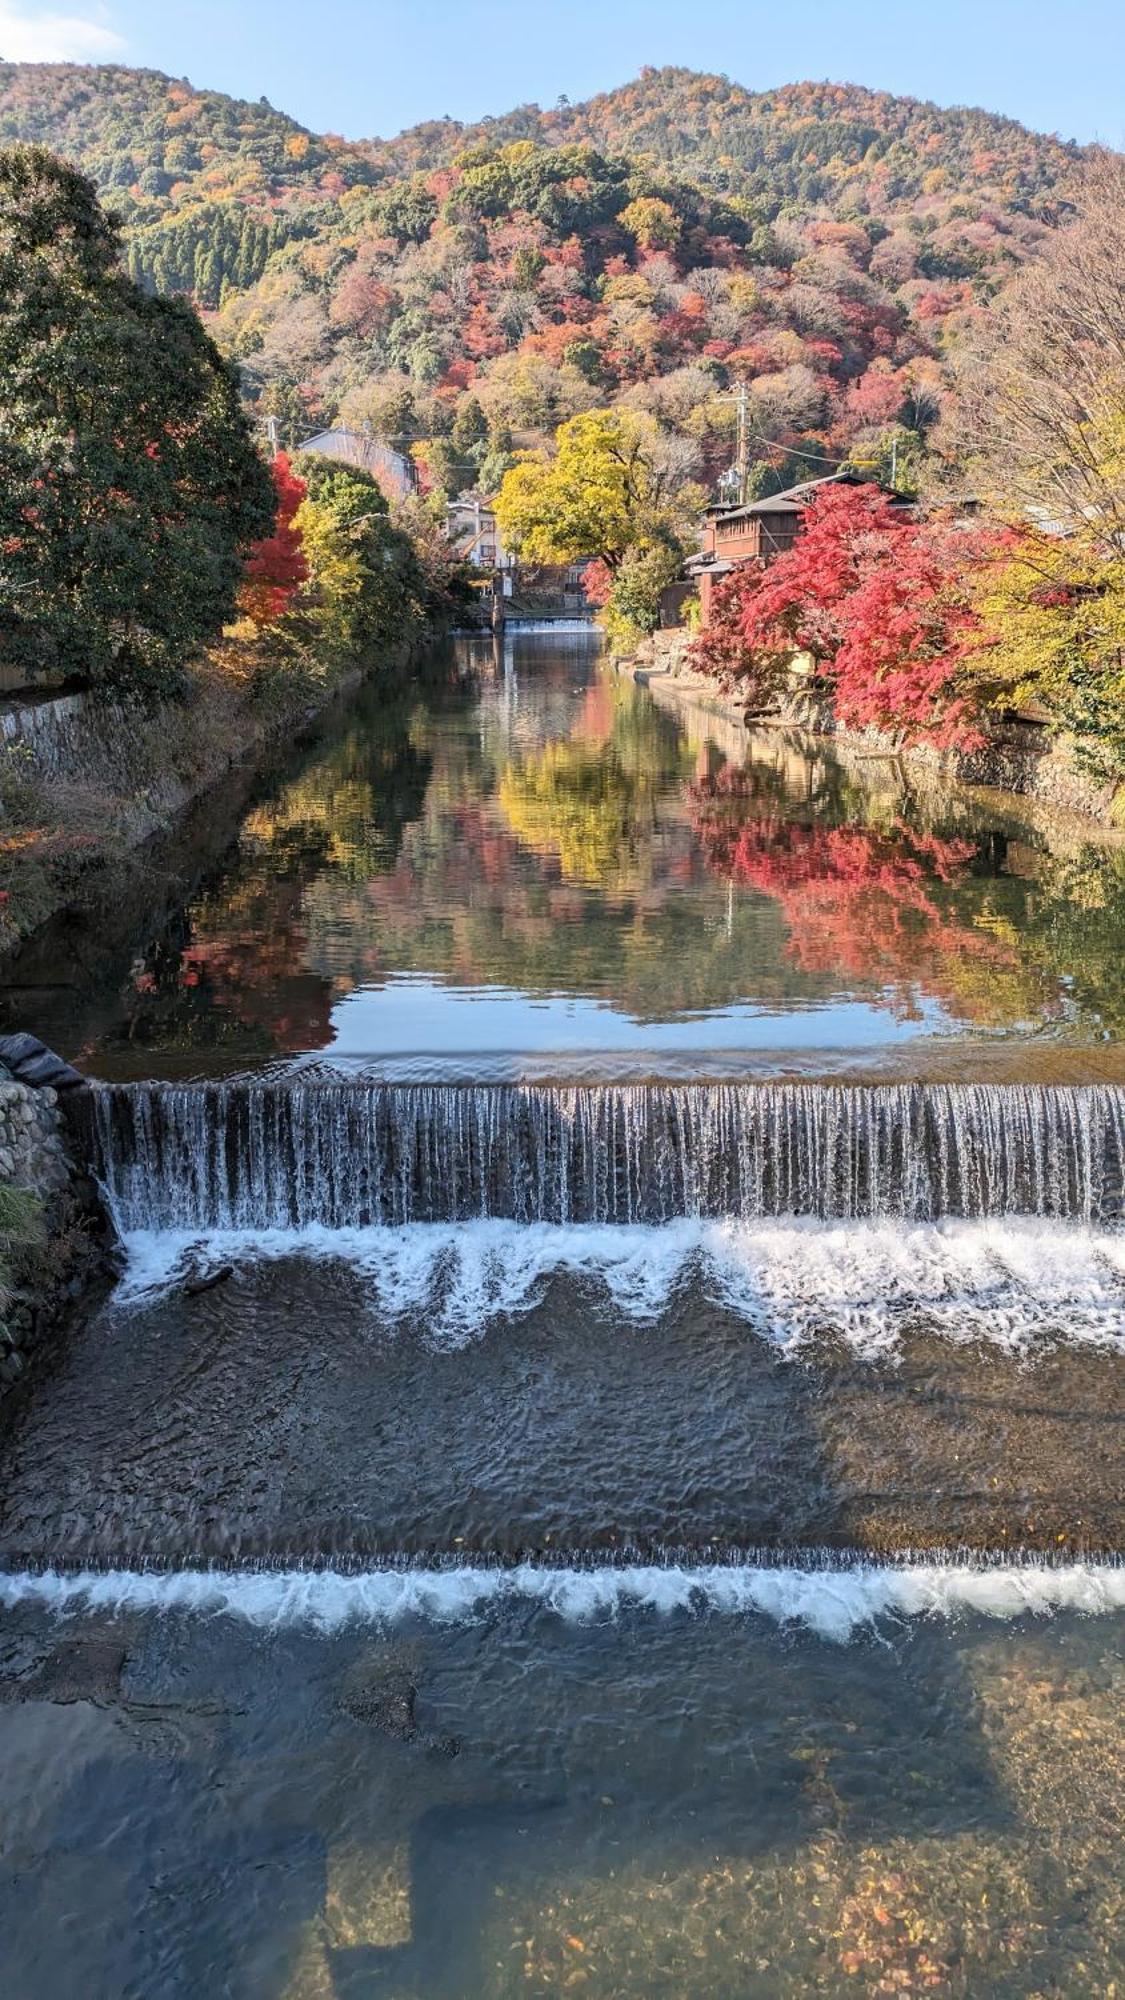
(0, 1594, 1121, 1996)
(3, 638, 1125, 1996)
(8, 632, 1125, 1080)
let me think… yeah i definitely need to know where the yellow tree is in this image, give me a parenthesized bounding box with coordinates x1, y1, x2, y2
(967, 519, 1125, 786)
(494, 407, 698, 572)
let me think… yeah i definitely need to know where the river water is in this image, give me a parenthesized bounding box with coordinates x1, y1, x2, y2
(8, 629, 1125, 1081)
(0, 633, 1123, 1995)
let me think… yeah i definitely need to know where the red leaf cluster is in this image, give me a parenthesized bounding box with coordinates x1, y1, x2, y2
(693, 483, 992, 747)
(689, 773, 1025, 1022)
(240, 452, 308, 627)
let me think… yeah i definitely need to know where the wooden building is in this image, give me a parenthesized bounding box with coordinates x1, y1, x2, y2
(687, 472, 866, 630)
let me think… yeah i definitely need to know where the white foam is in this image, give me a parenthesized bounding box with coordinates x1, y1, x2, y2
(116, 1216, 1125, 1355)
(0, 1561, 1121, 1642)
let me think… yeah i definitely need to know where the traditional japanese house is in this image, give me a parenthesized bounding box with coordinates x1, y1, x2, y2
(687, 472, 866, 629)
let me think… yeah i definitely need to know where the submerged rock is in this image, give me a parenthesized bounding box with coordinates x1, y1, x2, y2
(338, 1655, 459, 1756)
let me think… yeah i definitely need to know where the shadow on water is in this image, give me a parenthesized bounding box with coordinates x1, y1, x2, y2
(2, 639, 1124, 1993)
(0, 1232, 1120, 1993)
(0, 1594, 1120, 1996)
(0, 1244, 1118, 1992)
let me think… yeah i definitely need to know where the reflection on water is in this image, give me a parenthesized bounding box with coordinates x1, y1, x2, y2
(7, 628, 1125, 1078)
(3, 631, 1125, 1996)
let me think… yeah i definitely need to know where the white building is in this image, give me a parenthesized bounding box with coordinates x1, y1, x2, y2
(444, 499, 513, 576)
(292, 425, 416, 504)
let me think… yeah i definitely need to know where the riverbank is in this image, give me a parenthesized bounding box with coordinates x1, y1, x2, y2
(0, 627, 438, 957)
(624, 629, 1125, 833)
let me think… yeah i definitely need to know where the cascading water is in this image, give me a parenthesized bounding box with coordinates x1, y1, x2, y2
(79, 1078, 1125, 1233)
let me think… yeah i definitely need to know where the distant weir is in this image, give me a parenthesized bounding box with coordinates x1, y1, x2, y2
(80, 1080, 1125, 1232)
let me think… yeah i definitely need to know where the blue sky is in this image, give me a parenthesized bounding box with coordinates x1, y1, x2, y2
(1, 0, 1121, 146)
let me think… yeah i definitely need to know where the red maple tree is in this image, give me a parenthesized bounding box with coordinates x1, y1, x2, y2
(693, 483, 991, 747)
(240, 452, 309, 627)
(688, 770, 1030, 1024)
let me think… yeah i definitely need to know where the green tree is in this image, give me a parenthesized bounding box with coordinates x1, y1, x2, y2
(0, 145, 273, 694)
(370, 177, 438, 246)
(450, 394, 488, 458)
(293, 454, 424, 662)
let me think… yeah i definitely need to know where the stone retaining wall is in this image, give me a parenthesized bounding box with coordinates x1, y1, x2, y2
(0, 690, 142, 789)
(0, 1078, 73, 1203)
(0, 1036, 112, 1398)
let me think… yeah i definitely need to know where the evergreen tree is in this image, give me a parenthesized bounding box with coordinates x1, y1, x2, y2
(0, 145, 274, 694)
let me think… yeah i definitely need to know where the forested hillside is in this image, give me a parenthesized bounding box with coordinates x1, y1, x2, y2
(0, 62, 378, 302)
(0, 60, 1087, 497)
(370, 68, 1080, 214)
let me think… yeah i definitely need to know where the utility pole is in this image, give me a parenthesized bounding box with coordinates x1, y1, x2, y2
(890, 434, 899, 493)
(736, 380, 750, 508)
(491, 563, 506, 637)
(265, 414, 280, 458)
(713, 383, 752, 506)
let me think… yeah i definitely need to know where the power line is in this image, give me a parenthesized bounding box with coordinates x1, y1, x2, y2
(714, 386, 855, 499)
(741, 428, 852, 469)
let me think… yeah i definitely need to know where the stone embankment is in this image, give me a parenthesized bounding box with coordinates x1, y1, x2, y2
(0, 1034, 110, 1396)
(0, 627, 435, 954)
(624, 630, 1123, 828)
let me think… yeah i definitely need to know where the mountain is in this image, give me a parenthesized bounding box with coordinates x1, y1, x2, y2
(0, 61, 379, 301)
(0, 61, 1089, 498)
(0, 60, 375, 208)
(367, 68, 1081, 216)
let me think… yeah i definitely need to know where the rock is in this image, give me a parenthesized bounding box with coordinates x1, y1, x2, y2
(16, 1051, 81, 1091)
(0, 1033, 42, 1071)
(183, 1264, 234, 1299)
(339, 1664, 419, 1739)
(338, 1657, 459, 1756)
(0, 1034, 86, 1094)
(0, 1637, 127, 1706)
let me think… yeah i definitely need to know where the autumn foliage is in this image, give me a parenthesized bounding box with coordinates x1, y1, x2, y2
(239, 452, 308, 626)
(693, 483, 991, 746)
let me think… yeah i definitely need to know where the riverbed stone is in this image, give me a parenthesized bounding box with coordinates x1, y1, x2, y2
(324, 1842, 412, 1949)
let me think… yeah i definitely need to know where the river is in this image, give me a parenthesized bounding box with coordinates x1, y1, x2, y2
(0, 632, 1122, 1996)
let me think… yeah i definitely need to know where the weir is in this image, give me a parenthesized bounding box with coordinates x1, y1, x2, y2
(81, 1078, 1125, 1232)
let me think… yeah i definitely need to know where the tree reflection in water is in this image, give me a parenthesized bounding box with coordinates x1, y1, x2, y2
(688, 767, 1056, 1028)
(20, 643, 1125, 1070)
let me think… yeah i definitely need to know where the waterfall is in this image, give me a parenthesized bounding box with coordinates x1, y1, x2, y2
(78, 1080, 1125, 1234)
